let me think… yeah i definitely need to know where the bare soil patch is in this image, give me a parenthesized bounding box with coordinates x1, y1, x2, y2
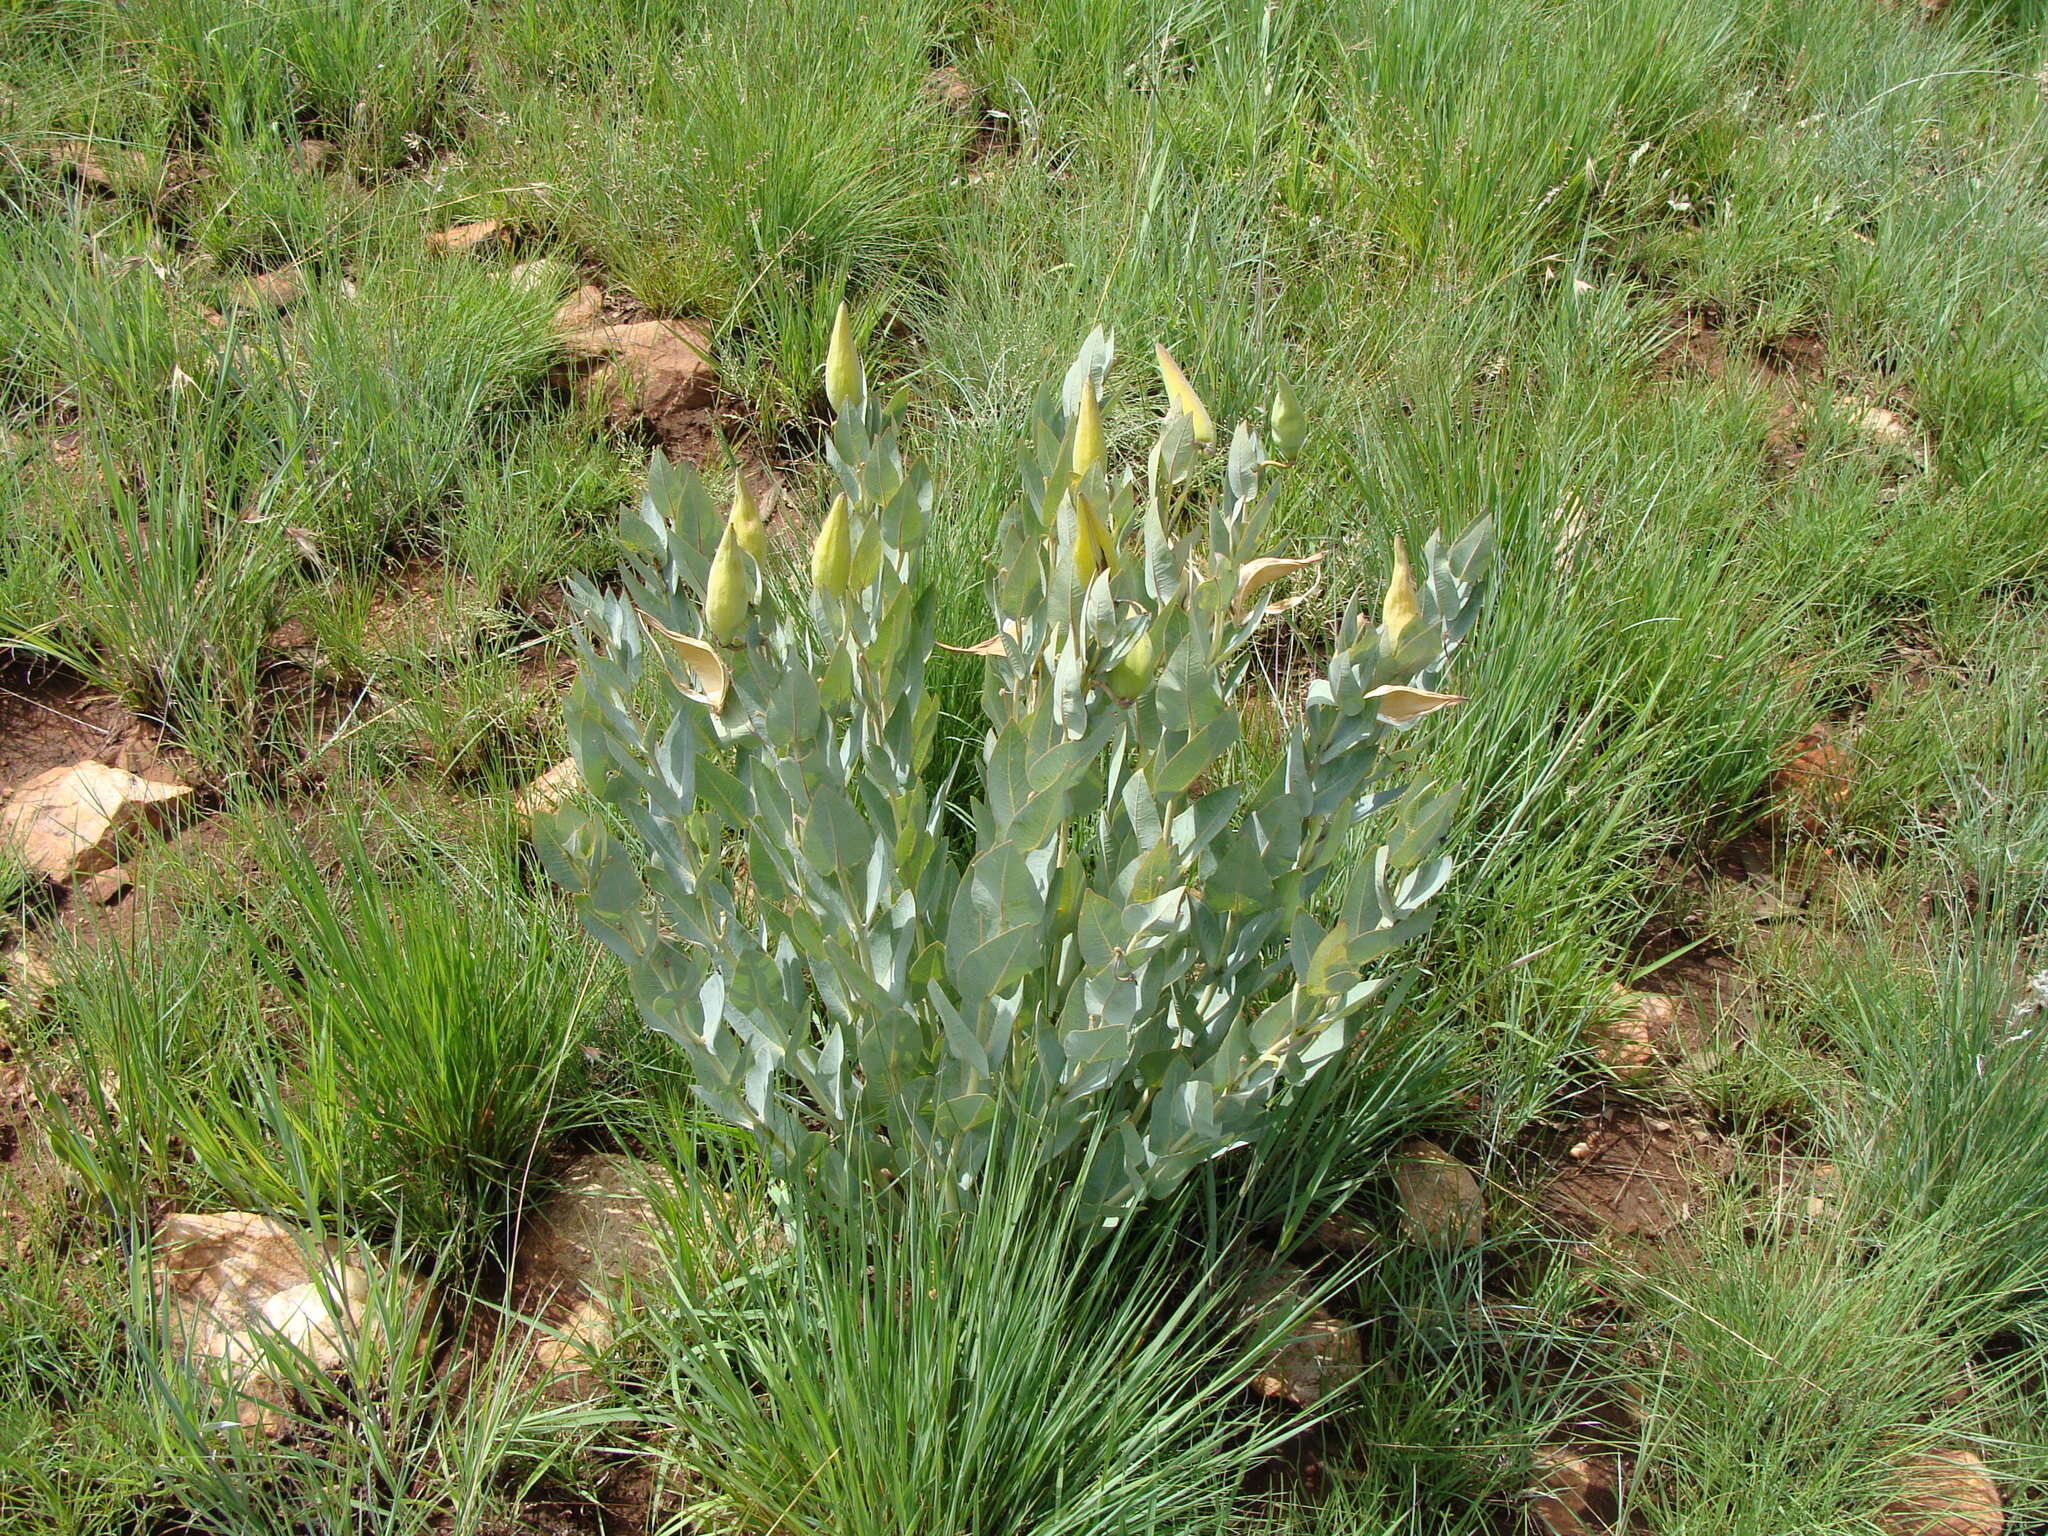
(0, 665, 185, 800)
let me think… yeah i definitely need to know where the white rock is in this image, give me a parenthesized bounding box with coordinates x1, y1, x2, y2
(0, 762, 191, 883)
(156, 1211, 429, 1434)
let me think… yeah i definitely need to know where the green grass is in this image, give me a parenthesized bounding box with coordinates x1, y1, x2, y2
(2, 0, 2047, 1528)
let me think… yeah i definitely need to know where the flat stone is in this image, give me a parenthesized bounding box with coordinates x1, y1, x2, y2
(553, 284, 606, 331)
(426, 220, 504, 256)
(511, 1155, 674, 1400)
(1241, 1261, 1361, 1407)
(2, 940, 57, 1007)
(1391, 1137, 1484, 1249)
(1309, 1211, 1375, 1255)
(559, 318, 716, 439)
(1858, 405, 1917, 449)
(226, 267, 304, 312)
(76, 865, 131, 905)
(45, 140, 149, 193)
(156, 1211, 429, 1435)
(1881, 1449, 2002, 1536)
(0, 762, 192, 883)
(925, 64, 978, 118)
(1590, 990, 1664, 1080)
(511, 1154, 776, 1400)
(1773, 725, 1854, 834)
(1526, 1446, 1622, 1536)
(513, 758, 583, 824)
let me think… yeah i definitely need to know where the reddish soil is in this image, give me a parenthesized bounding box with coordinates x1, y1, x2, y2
(0, 665, 186, 799)
(1538, 1109, 1737, 1250)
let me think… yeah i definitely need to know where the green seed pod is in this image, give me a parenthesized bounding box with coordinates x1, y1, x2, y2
(704, 522, 749, 642)
(730, 476, 768, 563)
(811, 492, 852, 597)
(1074, 377, 1105, 478)
(1268, 374, 1306, 459)
(1381, 535, 1420, 645)
(1105, 628, 1155, 699)
(825, 300, 861, 414)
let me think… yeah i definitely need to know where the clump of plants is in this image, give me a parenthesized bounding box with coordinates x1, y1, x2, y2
(543, 315, 1490, 1225)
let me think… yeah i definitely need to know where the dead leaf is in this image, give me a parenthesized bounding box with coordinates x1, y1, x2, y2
(1234, 552, 1324, 613)
(639, 612, 730, 709)
(939, 619, 1026, 657)
(1363, 685, 1465, 725)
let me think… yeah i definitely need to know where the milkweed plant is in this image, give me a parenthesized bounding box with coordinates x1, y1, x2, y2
(540, 314, 1491, 1226)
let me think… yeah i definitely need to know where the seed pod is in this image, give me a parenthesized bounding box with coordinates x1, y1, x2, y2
(1074, 496, 1114, 584)
(1268, 375, 1306, 459)
(1105, 629, 1155, 699)
(825, 300, 861, 414)
(811, 492, 852, 597)
(1381, 535, 1420, 645)
(1074, 376, 1105, 478)
(729, 476, 768, 562)
(1154, 343, 1214, 447)
(704, 523, 749, 642)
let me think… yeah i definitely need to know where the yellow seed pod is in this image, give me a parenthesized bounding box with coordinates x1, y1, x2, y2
(1381, 535, 1420, 645)
(1268, 375, 1306, 459)
(824, 300, 861, 414)
(1074, 496, 1115, 584)
(704, 523, 750, 643)
(1105, 629, 1155, 699)
(1154, 343, 1214, 446)
(729, 476, 768, 563)
(1073, 376, 1105, 479)
(811, 492, 852, 597)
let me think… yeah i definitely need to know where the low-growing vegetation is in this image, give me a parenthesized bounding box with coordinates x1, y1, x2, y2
(2, 0, 2046, 1532)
